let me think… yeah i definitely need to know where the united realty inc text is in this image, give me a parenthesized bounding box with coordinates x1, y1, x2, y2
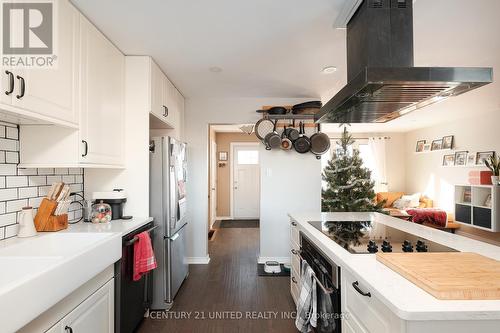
(149, 311, 297, 320)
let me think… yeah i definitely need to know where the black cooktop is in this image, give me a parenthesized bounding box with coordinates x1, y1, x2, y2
(308, 220, 458, 254)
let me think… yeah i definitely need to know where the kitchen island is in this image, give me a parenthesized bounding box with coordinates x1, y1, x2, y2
(289, 212, 500, 333)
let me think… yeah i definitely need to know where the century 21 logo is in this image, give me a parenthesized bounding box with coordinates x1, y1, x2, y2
(2, 2, 53, 54)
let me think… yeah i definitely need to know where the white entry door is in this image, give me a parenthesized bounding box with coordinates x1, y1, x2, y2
(232, 144, 260, 219)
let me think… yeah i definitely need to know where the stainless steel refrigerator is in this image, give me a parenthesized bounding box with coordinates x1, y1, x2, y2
(150, 136, 188, 310)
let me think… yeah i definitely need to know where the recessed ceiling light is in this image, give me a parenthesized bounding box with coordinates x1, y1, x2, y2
(209, 66, 223, 73)
(322, 66, 337, 74)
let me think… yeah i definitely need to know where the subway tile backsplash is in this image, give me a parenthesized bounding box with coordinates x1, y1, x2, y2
(0, 123, 84, 241)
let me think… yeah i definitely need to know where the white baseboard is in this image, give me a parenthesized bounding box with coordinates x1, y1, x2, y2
(257, 256, 291, 264)
(186, 256, 211, 264)
(216, 216, 233, 220)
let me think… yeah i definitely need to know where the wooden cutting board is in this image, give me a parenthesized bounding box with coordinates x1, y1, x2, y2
(376, 252, 500, 300)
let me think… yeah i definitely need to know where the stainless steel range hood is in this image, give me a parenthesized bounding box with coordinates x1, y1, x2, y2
(316, 0, 493, 124)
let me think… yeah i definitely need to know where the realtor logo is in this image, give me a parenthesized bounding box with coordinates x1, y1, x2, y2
(1, 0, 57, 68)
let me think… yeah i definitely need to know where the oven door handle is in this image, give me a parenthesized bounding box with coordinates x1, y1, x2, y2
(352, 281, 371, 297)
(124, 225, 158, 246)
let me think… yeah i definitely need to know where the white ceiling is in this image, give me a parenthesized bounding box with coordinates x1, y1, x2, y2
(72, 0, 500, 133)
(71, 0, 347, 99)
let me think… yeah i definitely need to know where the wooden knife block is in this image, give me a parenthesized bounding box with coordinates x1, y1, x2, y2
(34, 198, 68, 232)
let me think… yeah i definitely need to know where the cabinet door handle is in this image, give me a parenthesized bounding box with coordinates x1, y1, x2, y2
(4, 71, 14, 95)
(352, 281, 371, 297)
(163, 105, 169, 117)
(291, 221, 297, 227)
(64, 326, 73, 333)
(16, 75, 25, 99)
(81, 140, 88, 157)
(291, 249, 299, 255)
(291, 276, 297, 284)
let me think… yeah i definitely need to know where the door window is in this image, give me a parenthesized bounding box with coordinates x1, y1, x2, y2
(237, 150, 259, 165)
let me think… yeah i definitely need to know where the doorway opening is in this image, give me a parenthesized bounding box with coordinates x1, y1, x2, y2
(208, 124, 261, 242)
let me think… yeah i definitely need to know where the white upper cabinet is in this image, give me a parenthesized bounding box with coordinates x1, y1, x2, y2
(0, 0, 79, 127)
(150, 60, 166, 121)
(148, 58, 183, 130)
(79, 16, 124, 165)
(19, 5, 125, 168)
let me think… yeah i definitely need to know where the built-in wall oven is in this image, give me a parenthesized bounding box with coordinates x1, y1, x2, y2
(300, 233, 342, 332)
(115, 221, 155, 333)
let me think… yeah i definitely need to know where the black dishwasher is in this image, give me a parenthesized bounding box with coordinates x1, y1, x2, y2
(115, 221, 155, 333)
(300, 233, 342, 333)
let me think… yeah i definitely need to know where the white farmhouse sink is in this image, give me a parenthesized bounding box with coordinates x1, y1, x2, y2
(0, 232, 112, 257)
(0, 256, 62, 291)
(0, 232, 121, 333)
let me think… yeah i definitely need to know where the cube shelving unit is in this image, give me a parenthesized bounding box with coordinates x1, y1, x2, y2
(454, 185, 500, 231)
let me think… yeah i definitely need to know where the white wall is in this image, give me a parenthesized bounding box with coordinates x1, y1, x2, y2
(184, 97, 316, 262)
(259, 147, 321, 263)
(405, 112, 500, 212)
(403, 0, 500, 212)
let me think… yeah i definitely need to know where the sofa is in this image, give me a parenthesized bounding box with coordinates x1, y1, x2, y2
(375, 192, 433, 215)
(375, 192, 459, 231)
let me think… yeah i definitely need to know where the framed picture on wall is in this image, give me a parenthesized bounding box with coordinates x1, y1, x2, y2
(454, 151, 468, 166)
(476, 151, 495, 165)
(467, 153, 476, 166)
(423, 143, 431, 152)
(431, 139, 443, 151)
(443, 154, 455, 166)
(219, 151, 228, 161)
(442, 135, 454, 149)
(415, 140, 426, 152)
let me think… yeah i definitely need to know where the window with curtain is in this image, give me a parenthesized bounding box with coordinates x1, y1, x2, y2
(321, 137, 388, 192)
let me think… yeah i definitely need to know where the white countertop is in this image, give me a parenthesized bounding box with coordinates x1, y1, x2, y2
(289, 212, 500, 321)
(0, 217, 153, 333)
(63, 216, 154, 236)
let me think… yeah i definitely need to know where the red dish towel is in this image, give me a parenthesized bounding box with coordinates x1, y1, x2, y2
(406, 208, 448, 228)
(133, 231, 157, 281)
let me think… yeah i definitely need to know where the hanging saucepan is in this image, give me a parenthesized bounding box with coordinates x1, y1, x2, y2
(256, 106, 288, 115)
(291, 101, 323, 115)
(255, 117, 275, 140)
(280, 125, 292, 150)
(264, 121, 281, 150)
(284, 120, 300, 142)
(267, 106, 288, 115)
(293, 122, 311, 154)
(310, 123, 331, 159)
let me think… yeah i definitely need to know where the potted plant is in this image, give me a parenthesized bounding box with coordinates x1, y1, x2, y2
(485, 154, 500, 185)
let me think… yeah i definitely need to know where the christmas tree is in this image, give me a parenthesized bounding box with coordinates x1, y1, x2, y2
(322, 127, 385, 212)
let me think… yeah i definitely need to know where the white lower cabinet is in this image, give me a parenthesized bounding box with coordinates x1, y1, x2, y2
(58, 279, 114, 333)
(342, 269, 403, 333)
(290, 219, 301, 305)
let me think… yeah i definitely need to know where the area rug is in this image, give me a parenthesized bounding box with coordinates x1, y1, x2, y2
(220, 220, 259, 228)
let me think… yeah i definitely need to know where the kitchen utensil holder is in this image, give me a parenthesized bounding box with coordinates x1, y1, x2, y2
(34, 198, 68, 232)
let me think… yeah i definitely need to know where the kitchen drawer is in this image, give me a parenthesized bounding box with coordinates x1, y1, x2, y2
(290, 219, 300, 246)
(343, 314, 368, 333)
(342, 269, 400, 333)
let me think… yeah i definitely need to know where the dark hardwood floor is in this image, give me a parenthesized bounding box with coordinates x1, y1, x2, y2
(138, 227, 297, 333)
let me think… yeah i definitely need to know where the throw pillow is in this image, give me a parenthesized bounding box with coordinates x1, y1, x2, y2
(401, 193, 421, 208)
(393, 198, 412, 210)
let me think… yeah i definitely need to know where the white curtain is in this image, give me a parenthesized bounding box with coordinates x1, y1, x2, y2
(368, 137, 388, 193)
